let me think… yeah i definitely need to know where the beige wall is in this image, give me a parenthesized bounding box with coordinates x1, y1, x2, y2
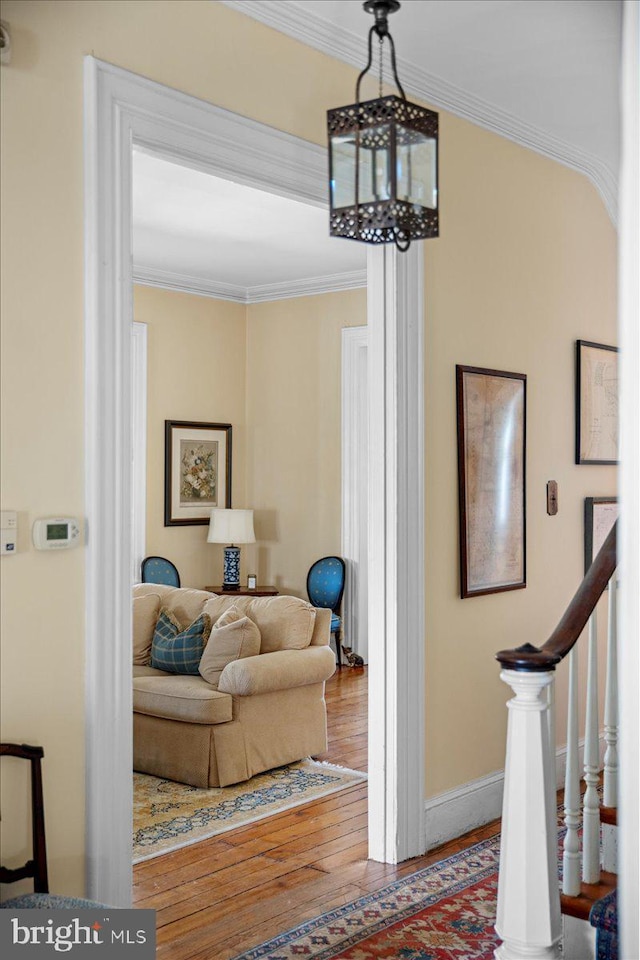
(134, 285, 247, 590)
(0, 0, 616, 894)
(246, 290, 367, 596)
(134, 285, 365, 596)
(425, 116, 617, 796)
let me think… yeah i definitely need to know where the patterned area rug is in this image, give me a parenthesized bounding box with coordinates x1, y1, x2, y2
(232, 835, 502, 960)
(133, 759, 366, 863)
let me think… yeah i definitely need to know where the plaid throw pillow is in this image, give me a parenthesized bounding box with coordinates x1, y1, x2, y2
(150, 609, 212, 675)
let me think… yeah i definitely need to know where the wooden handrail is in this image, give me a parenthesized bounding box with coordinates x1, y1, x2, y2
(496, 521, 617, 672)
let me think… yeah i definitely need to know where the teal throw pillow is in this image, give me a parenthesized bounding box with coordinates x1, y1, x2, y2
(150, 609, 212, 675)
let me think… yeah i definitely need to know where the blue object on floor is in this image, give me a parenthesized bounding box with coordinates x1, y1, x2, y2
(590, 888, 618, 960)
(141, 555, 181, 587)
(307, 556, 346, 667)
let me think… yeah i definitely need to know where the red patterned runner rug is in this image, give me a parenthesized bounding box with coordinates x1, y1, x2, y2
(231, 833, 502, 959)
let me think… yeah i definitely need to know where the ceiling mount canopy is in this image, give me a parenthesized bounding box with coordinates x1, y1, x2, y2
(327, 0, 439, 252)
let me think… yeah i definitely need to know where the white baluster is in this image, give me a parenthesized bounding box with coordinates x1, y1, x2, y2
(602, 576, 619, 874)
(563, 647, 581, 896)
(582, 614, 601, 884)
(603, 576, 618, 808)
(495, 670, 562, 960)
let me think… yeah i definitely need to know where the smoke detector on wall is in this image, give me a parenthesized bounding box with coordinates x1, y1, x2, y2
(0, 21, 11, 65)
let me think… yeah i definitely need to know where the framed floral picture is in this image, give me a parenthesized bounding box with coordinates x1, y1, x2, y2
(164, 420, 232, 526)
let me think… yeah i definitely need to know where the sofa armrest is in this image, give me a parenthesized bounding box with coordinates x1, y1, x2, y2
(218, 646, 336, 697)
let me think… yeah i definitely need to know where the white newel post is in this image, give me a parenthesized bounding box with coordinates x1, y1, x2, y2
(495, 669, 562, 960)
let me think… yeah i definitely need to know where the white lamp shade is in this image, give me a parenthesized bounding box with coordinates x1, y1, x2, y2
(207, 508, 255, 544)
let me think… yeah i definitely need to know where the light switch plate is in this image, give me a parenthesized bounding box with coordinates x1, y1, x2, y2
(1, 509, 18, 554)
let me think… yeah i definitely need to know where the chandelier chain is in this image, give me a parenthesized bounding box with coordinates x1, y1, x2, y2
(379, 35, 383, 98)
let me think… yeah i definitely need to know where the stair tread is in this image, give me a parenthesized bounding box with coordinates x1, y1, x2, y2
(560, 870, 617, 921)
(601, 804, 617, 826)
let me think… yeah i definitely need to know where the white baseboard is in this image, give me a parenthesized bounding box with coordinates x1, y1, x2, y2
(424, 736, 606, 850)
(563, 915, 596, 960)
(424, 768, 504, 850)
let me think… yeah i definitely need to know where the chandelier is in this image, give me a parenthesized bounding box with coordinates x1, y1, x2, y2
(327, 0, 439, 251)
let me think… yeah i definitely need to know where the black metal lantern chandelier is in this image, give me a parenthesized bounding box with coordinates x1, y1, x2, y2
(328, 0, 439, 251)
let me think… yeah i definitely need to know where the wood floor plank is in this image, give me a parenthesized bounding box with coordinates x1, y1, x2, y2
(133, 667, 506, 960)
(178, 887, 365, 960)
(267, 812, 368, 861)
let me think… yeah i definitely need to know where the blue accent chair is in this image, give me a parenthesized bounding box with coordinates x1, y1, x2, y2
(306, 556, 346, 667)
(141, 555, 181, 587)
(0, 743, 111, 909)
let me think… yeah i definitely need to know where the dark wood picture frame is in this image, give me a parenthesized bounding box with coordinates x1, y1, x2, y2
(575, 340, 619, 465)
(164, 420, 232, 526)
(456, 365, 527, 599)
(584, 496, 618, 575)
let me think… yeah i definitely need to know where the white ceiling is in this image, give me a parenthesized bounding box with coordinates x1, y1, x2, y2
(132, 1, 621, 299)
(223, 0, 621, 215)
(132, 151, 366, 302)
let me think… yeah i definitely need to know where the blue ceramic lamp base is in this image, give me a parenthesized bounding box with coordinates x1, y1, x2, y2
(222, 545, 241, 590)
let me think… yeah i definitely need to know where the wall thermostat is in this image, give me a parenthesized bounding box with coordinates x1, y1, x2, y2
(33, 517, 80, 550)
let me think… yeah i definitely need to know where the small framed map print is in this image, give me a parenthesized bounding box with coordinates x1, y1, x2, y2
(584, 497, 618, 575)
(576, 340, 619, 465)
(164, 420, 232, 526)
(456, 366, 527, 598)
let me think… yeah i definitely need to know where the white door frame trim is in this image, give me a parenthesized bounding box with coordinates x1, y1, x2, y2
(341, 325, 369, 663)
(131, 322, 148, 585)
(367, 245, 426, 862)
(84, 56, 426, 902)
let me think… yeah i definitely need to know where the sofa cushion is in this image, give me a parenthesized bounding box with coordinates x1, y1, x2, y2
(247, 596, 317, 653)
(156, 587, 213, 626)
(133, 676, 232, 724)
(132, 593, 162, 665)
(214, 604, 248, 629)
(151, 610, 212, 674)
(199, 605, 261, 687)
(133, 664, 172, 679)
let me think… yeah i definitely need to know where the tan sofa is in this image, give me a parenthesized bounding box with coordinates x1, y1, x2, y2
(132, 583, 335, 788)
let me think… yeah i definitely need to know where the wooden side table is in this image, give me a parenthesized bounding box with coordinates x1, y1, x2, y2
(204, 585, 279, 597)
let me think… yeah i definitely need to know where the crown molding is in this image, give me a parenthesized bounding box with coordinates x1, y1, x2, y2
(248, 269, 366, 302)
(220, 0, 617, 222)
(133, 263, 367, 303)
(133, 264, 247, 301)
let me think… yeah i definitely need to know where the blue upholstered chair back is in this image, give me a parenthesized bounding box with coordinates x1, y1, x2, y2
(141, 555, 181, 588)
(306, 556, 345, 614)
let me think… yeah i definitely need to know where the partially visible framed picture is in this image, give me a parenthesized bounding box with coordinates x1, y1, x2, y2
(576, 340, 619, 465)
(456, 365, 527, 599)
(164, 420, 232, 526)
(584, 497, 618, 574)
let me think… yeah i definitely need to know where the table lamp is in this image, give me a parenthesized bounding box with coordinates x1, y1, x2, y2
(207, 508, 255, 590)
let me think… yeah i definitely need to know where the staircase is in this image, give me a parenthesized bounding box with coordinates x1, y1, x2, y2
(493, 523, 618, 960)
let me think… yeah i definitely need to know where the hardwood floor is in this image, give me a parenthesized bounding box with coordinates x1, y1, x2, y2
(133, 666, 500, 959)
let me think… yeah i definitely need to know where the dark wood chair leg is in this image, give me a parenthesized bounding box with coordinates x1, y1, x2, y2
(31, 750, 49, 893)
(0, 743, 48, 894)
(334, 630, 342, 668)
